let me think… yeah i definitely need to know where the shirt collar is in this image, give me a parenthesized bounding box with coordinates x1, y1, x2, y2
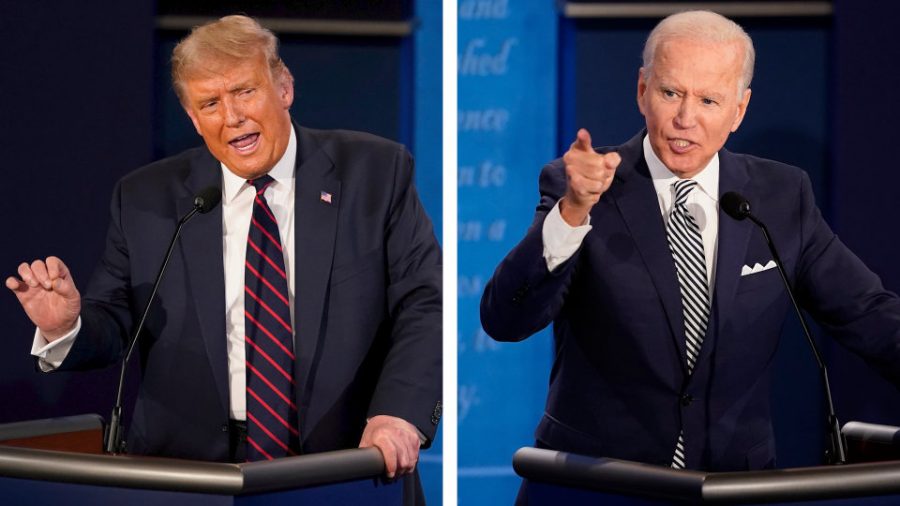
(643, 134, 719, 202)
(221, 125, 297, 204)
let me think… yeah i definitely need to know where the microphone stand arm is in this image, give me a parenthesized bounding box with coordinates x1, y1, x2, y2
(746, 214, 847, 465)
(103, 207, 200, 454)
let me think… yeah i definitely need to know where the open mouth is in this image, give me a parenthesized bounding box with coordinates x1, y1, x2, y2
(669, 138, 695, 154)
(229, 133, 260, 153)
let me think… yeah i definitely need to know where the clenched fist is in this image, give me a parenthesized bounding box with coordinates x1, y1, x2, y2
(560, 128, 621, 226)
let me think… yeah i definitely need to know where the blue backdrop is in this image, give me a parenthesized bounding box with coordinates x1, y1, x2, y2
(458, 2, 557, 504)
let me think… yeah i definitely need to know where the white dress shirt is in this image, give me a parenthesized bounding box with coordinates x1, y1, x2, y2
(222, 127, 297, 420)
(33, 127, 299, 421)
(543, 134, 720, 291)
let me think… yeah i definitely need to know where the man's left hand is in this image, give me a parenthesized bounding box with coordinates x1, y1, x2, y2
(359, 415, 421, 478)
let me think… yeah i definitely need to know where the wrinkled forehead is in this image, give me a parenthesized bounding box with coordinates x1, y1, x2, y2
(181, 48, 269, 82)
(653, 37, 744, 77)
(664, 36, 742, 61)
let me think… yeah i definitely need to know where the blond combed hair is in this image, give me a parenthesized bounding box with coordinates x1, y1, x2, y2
(642, 10, 755, 96)
(171, 15, 293, 103)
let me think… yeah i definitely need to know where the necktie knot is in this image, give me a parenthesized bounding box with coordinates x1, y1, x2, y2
(672, 179, 698, 207)
(249, 175, 275, 195)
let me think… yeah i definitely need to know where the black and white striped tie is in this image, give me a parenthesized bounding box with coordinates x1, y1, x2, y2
(666, 179, 710, 469)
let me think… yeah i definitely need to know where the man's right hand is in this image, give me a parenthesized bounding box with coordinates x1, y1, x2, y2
(560, 128, 621, 226)
(6, 256, 81, 341)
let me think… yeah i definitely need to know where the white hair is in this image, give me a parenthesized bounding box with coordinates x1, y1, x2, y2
(642, 10, 755, 95)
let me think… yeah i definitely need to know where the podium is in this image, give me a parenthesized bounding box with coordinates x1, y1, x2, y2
(0, 414, 402, 505)
(513, 422, 900, 505)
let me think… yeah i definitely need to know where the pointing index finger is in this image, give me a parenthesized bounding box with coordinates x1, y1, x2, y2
(571, 128, 594, 152)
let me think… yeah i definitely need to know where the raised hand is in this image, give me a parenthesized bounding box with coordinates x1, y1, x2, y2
(6, 256, 81, 341)
(560, 128, 621, 226)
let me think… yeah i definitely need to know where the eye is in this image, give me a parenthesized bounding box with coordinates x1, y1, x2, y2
(662, 88, 677, 98)
(200, 100, 218, 111)
(701, 97, 718, 106)
(239, 88, 256, 97)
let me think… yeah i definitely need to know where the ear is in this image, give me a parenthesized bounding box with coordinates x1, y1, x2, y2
(636, 68, 649, 116)
(184, 106, 203, 136)
(278, 72, 295, 110)
(730, 88, 752, 132)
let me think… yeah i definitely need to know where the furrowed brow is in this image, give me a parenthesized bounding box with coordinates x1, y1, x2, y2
(228, 80, 257, 93)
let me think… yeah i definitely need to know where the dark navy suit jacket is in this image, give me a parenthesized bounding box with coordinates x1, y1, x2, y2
(57, 125, 442, 461)
(481, 131, 900, 471)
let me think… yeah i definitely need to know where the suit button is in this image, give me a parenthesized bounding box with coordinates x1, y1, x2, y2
(681, 394, 693, 406)
(511, 284, 530, 306)
(221, 424, 229, 432)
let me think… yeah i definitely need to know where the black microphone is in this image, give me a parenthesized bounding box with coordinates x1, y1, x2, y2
(104, 186, 222, 454)
(194, 185, 222, 214)
(720, 192, 751, 220)
(721, 191, 847, 465)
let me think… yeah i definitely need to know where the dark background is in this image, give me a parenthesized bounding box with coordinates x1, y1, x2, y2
(0, 0, 435, 441)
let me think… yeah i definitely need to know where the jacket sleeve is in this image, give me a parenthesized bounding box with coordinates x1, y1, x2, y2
(365, 147, 443, 446)
(480, 161, 584, 343)
(793, 171, 900, 387)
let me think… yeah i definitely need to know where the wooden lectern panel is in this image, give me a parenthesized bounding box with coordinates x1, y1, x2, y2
(0, 414, 103, 454)
(0, 428, 103, 454)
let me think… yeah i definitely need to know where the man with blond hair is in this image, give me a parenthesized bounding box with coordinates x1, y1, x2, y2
(482, 10, 900, 475)
(7, 15, 441, 500)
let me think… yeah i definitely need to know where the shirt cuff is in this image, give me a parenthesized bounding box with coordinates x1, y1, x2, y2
(31, 317, 81, 372)
(542, 199, 592, 272)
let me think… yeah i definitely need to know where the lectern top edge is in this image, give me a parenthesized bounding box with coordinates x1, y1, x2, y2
(514, 446, 900, 504)
(0, 442, 386, 495)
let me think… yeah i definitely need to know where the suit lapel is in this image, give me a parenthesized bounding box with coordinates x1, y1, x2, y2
(605, 133, 687, 374)
(177, 148, 229, 413)
(709, 149, 752, 352)
(292, 127, 341, 414)
(176, 126, 342, 424)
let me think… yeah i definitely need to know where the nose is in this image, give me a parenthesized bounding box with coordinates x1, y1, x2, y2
(673, 98, 697, 129)
(222, 97, 245, 127)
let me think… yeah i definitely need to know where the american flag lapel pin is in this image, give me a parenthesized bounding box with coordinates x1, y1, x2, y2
(320, 191, 333, 204)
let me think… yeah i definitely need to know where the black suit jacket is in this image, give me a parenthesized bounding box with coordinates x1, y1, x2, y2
(59, 125, 442, 461)
(481, 131, 900, 470)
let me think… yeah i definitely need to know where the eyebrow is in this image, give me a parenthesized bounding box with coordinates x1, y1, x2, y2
(193, 94, 219, 106)
(227, 80, 257, 93)
(191, 80, 258, 106)
(657, 81, 681, 92)
(696, 90, 727, 101)
(658, 83, 727, 102)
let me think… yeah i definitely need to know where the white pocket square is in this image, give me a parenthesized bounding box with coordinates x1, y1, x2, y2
(741, 260, 776, 276)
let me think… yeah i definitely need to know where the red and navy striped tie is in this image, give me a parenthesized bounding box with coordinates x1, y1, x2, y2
(244, 175, 298, 460)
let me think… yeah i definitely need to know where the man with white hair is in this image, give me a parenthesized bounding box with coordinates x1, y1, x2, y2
(482, 10, 900, 473)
